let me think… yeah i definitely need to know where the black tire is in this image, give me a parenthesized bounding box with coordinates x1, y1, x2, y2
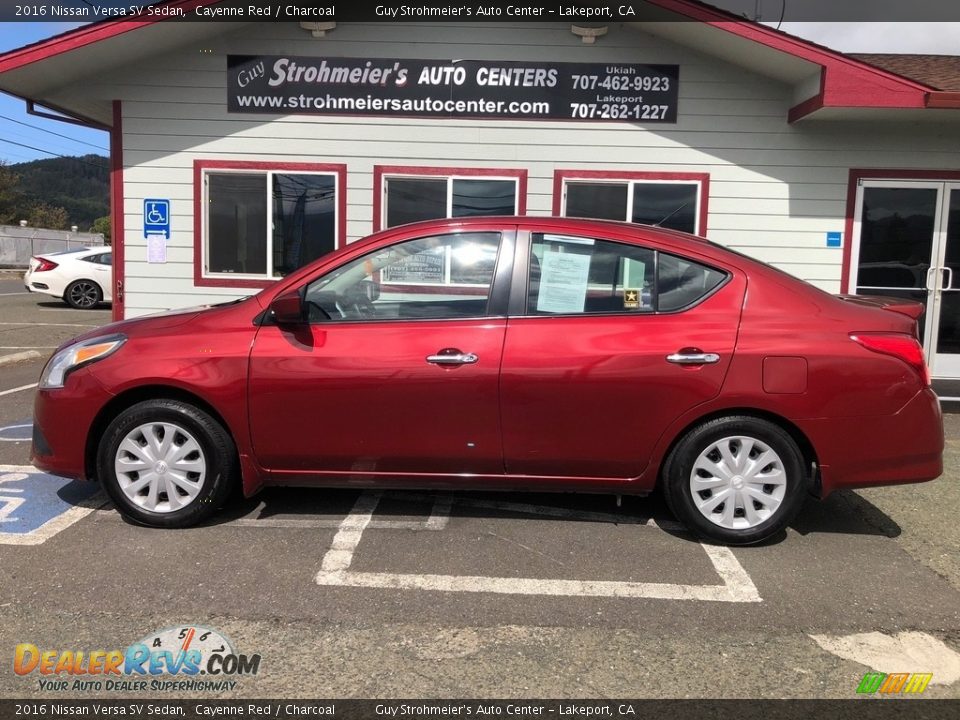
(64, 279, 102, 309)
(662, 415, 808, 545)
(96, 399, 237, 528)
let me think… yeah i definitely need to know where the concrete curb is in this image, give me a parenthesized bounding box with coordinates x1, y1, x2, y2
(0, 350, 42, 367)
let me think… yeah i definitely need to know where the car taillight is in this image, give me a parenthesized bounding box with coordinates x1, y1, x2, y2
(850, 333, 931, 386)
(33, 257, 58, 272)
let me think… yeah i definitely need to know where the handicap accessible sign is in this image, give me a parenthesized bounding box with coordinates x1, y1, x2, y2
(144, 199, 171, 239)
(0, 466, 103, 545)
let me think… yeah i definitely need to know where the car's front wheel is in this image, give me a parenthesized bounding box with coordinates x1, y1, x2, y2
(662, 416, 808, 545)
(96, 399, 237, 528)
(64, 279, 102, 309)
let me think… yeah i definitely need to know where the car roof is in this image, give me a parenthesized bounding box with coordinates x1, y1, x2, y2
(37, 246, 110, 259)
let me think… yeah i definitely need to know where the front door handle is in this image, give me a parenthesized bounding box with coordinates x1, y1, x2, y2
(666, 350, 720, 365)
(427, 349, 479, 366)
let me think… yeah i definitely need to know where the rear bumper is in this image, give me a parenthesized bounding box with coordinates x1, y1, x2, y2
(802, 387, 944, 496)
(31, 369, 112, 482)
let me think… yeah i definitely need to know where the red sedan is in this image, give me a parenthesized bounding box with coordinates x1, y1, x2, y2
(31, 217, 943, 544)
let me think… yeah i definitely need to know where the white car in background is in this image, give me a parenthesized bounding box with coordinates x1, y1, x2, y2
(23, 246, 113, 309)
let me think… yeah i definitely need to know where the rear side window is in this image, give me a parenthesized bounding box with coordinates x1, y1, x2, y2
(527, 233, 726, 315)
(658, 252, 727, 311)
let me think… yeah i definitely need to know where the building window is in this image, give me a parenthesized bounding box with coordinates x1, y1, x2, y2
(375, 166, 527, 231)
(196, 161, 346, 286)
(555, 171, 709, 236)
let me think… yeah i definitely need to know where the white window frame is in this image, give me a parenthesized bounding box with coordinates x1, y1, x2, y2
(381, 173, 522, 230)
(560, 177, 706, 236)
(201, 168, 341, 281)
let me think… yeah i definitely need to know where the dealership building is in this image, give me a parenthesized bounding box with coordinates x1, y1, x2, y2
(0, 1, 958, 380)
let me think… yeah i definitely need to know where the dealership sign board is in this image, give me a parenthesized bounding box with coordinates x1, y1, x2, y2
(228, 55, 679, 122)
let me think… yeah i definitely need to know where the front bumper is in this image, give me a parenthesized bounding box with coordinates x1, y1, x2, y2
(31, 369, 113, 481)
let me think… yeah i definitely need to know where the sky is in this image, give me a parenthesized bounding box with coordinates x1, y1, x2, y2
(0, 16, 957, 165)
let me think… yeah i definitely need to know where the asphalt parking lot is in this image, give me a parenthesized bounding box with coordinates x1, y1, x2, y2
(1, 271, 959, 700)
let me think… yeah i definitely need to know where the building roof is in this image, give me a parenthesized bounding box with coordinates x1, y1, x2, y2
(0, 0, 956, 125)
(849, 54, 960, 92)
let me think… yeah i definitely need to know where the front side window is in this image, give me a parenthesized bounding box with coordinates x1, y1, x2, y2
(381, 171, 522, 229)
(561, 176, 705, 235)
(528, 233, 725, 315)
(305, 232, 501, 322)
(203, 167, 341, 279)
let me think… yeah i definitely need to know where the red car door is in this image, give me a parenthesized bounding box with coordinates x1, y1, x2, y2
(499, 230, 746, 479)
(248, 229, 513, 478)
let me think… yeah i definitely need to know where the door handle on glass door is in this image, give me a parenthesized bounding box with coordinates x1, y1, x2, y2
(943, 266, 955, 291)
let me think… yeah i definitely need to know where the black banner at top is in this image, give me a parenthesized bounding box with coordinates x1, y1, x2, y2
(5, 0, 960, 22)
(227, 55, 680, 122)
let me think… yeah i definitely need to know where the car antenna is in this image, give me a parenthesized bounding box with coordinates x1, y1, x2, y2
(652, 200, 691, 227)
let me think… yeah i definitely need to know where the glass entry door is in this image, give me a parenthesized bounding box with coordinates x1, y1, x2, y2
(851, 181, 960, 379)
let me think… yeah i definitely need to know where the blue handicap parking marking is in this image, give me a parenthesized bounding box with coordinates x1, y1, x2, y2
(0, 418, 33, 443)
(0, 466, 103, 543)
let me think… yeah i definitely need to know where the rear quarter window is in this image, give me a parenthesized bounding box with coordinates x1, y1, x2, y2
(657, 252, 727, 311)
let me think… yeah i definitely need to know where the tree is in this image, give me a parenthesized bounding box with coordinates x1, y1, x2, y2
(90, 215, 111, 242)
(28, 203, 69, 230)
(0, 162, 19, 225)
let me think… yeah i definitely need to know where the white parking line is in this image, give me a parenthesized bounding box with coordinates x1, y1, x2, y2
(93, 493, 454, 531)
(0, 384, 38, 397)
(314, 492, 762, 603)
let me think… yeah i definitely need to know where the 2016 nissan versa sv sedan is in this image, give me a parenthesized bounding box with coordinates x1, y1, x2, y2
(31, 217, 944, 544)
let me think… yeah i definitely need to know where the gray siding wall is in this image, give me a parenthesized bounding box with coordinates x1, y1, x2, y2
(66, 21, 960, 317)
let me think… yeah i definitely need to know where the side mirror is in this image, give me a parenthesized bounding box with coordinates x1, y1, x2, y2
(270, 289, 304, 325)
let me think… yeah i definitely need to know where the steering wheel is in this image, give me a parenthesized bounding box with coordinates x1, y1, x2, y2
(346, 295, 377, 320)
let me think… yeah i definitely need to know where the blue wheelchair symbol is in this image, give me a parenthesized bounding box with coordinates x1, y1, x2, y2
(144, 199, 171, 239)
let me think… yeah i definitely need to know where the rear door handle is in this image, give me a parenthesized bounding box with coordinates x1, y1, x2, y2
(666, 350, 720, 365)
(426, 349, 479, 366)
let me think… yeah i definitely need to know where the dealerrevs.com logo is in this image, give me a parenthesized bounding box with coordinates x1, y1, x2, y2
(14, 626, 261, 693)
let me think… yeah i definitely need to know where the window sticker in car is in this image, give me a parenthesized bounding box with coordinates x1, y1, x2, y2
(624, 289, 641, 309)
(537, 250, 591, 314)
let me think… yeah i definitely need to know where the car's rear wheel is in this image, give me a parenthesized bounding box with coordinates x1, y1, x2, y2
(64, 279, 102, 309)
(662, 416, 808, 545)
(96, 399, 237, 528)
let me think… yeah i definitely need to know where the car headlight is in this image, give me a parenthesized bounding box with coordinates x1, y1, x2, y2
(39, 334, 126, 389)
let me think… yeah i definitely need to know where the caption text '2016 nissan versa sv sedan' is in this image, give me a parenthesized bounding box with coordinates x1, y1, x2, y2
(31, 217, 944, 545)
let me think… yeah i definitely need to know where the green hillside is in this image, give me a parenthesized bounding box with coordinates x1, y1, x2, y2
(0, 154, 110, 231)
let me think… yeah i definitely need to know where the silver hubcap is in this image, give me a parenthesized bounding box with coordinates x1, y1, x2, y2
(69, 282, 98, 308)
(114, 422, 206, 513)
(689, 435, 787, 530)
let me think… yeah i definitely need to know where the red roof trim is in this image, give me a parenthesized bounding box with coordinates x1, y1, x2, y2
(927, 93, 960, 109)
(0, 0, 222, 74)
(647, 0, 937, 114)
(0, 0, 945, 116)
